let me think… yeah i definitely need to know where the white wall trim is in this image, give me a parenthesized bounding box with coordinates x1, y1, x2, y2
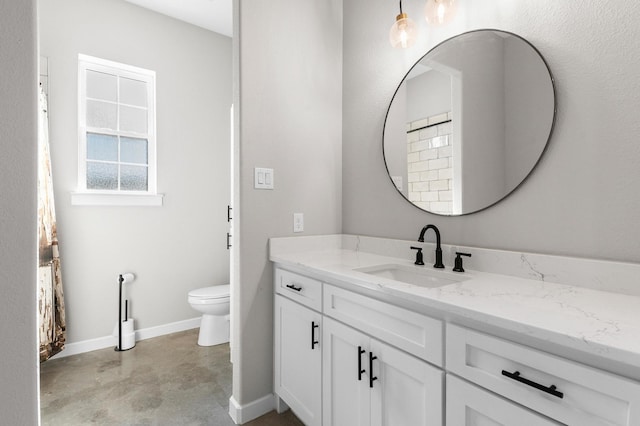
(50, 317, 201, 360)
(135, 317, 200, 341)
(228, 394, 275, 425)
(70, 192, 164, 206)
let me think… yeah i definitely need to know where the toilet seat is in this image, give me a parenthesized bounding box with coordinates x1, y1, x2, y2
(188, 285, 230, 305)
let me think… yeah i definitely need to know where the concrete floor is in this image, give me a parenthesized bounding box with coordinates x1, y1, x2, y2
(40, 329, 303, 425)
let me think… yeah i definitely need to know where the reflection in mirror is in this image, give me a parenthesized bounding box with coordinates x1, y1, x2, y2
(383, 29, 556, 216)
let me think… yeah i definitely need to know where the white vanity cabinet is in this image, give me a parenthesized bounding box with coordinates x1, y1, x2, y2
(273, 267, 444, 426)
(273, 263, 640, 426)
(274, 270, 323, 426)
(321, 283, 444, 426)
(322, 317, 443, 426)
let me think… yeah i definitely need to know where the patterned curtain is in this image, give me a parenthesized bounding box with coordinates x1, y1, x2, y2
(38, 85, 66, 362)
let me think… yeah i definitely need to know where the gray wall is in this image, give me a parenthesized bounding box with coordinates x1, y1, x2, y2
(406, 70, 452, 122)
(0, 1, 39, 422)
(504, 35, 556, 191)
(233, 0, 343, 407)
(39, 0, 231, 343)
(384, 84, 408, 197)
(457, 36, 506, 212)
(343, 0, 640, 263)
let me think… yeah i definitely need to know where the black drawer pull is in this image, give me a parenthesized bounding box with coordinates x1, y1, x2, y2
(311, 322, 319, 350)
(358, 346, 365, 381)
(501, 370, 564, 399)
(369, 352, 378, 388)
(226, 233, 232, 249)
(285, 283, 302, 292)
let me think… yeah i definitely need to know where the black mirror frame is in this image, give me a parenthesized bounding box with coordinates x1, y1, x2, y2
(382, 28, 557, 216)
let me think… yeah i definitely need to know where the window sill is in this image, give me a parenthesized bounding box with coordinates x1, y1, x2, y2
(71, 192, 164, 207)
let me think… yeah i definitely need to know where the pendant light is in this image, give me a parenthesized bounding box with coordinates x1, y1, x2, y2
(424, 0, 457, 26)
(389, 0, 418, 49)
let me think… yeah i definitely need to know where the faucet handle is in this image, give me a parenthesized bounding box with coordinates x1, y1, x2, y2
(453, 252, 471, 272)
(410, 246, 425, 266)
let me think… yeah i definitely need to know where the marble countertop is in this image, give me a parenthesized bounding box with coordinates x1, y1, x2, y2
(270, 236, 640, 370)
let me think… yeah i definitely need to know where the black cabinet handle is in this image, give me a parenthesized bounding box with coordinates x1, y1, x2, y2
(285, 283, 302, 292)
(358, 346, 366, 381)
(227, 205, 232, 222)
(311, 322, 319, 350)
(501, 370, 564, 399)
(226, 233, 232, 249)
(369, 352, 378, 388)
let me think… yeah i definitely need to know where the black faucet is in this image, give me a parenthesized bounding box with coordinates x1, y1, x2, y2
(418, 224, 445, 268)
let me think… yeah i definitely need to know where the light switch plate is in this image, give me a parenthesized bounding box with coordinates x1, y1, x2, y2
(254, 168, 274, 189)
(293, 213, 304, 233)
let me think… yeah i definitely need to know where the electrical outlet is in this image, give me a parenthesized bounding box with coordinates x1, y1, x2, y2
(293, 213, 304, 233)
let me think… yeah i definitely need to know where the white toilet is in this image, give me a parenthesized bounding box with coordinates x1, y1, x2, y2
(188, 284, 230, 346)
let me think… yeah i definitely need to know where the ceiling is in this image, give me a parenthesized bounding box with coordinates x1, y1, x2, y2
(123, 0, 232, 37)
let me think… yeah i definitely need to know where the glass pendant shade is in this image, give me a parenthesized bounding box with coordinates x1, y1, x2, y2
(389, 13, 418, 49)
(424, 0, 457, 25)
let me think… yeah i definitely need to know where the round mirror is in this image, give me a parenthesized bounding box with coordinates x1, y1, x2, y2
(383, 29, 556, 216)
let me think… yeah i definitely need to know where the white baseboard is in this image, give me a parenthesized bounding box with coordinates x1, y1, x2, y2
(228, 394, 275, 424)
(135, 317, 201, 341)
(50, 317, 201, 360)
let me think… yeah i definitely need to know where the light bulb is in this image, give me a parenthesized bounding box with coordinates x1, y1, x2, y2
(389, 13, 418, 49)
(424, 0, 457, 26)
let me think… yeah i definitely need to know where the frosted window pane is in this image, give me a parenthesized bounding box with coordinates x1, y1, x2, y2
(121, 137, 148, 164)
(87, 133, 118, 161)
(119, 105, 147, 133)
(120, 77, 147, 107)
(86, 70, 117, 101)
(87, 162, 118, 190)
(120, 165, 148, 191)
(87, 100, 117, 130)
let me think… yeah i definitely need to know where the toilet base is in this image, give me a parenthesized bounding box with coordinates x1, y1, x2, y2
(198, 314, 230, 346)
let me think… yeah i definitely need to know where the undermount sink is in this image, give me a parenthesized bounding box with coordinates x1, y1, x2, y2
(354, 263, 469, 288)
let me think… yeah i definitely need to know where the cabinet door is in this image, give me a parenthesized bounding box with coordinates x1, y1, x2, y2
(370, 339, 443, 426)
(274, 295, 322, 426)
(446, 375, 561, 426)
(323, 317, 371, 426)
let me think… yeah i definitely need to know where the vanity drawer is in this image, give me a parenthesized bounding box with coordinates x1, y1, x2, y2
(446, 374, 561, 426)
(275, 268, 322, 311)
(323, 284, 443, 366)
(446, 324, 640, 426)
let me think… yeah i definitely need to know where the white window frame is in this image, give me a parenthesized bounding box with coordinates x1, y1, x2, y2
(72, 54, 162, 206)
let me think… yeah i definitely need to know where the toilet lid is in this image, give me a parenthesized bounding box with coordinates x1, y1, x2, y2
(188, 284, 230, 299)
